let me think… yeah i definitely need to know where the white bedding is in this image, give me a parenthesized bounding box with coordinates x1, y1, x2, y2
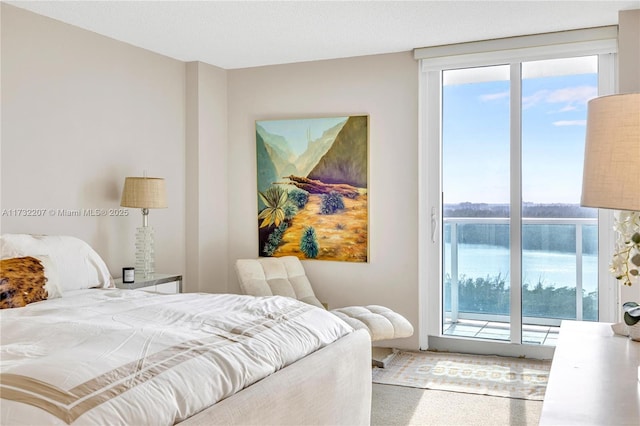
(0, 290, 353, 425)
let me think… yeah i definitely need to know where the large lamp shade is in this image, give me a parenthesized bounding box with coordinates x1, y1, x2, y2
(581, 93, 640, 211)
(120, 177, 167, 209)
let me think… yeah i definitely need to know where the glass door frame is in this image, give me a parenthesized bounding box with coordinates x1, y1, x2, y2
(417, 27, 618, 358)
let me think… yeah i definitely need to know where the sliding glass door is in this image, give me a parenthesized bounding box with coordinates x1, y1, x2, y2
(433, 51, 613, 352)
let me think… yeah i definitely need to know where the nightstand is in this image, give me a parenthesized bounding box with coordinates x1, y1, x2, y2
(114, 273, 183, 294)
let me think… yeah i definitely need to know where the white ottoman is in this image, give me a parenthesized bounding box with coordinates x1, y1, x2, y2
(330, 305, 414, 341)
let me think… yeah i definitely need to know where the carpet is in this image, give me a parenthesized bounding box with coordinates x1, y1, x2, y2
(371, 351, 551, 401)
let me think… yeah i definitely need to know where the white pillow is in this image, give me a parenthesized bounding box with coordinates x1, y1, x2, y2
(34, 255, 63, 299)
(0, 234, 113, 293)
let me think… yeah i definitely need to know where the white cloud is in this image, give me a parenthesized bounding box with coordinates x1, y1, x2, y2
(553, 120, 586, 127)
(547, 86, 597, 104)
(478, 85, 597, 113)
(480, 91, 509, 102)
(523, 85, 597, 111)
(522, 90, 549, 109)
(558, 105, 577, 112)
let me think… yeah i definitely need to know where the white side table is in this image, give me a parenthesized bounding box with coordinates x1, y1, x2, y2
(114, 273, 183, 294)
(540, 320, 640, 425)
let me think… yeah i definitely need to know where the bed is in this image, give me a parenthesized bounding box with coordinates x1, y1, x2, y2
(0, 234, 372, 425)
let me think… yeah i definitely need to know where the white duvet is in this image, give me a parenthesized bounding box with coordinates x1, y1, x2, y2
(0, 290, 353, 425)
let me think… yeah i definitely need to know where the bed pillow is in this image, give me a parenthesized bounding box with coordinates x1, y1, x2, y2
(34, 254, 63, 299)
(0, 234, 113, 292)
(0, 256, 52, 308)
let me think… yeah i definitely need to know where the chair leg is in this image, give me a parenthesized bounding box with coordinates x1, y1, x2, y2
(371, 347, 400, 368)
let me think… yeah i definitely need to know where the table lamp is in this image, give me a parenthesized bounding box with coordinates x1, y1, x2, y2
(120, 176, 167, 277)
(581, 91, 639, 342)
(581, 92, 640, 288)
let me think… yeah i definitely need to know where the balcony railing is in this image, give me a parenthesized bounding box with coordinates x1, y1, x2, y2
(444, 217, 598, 327)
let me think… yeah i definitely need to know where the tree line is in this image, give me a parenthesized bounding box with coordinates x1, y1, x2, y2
(443, 274, 598, 321)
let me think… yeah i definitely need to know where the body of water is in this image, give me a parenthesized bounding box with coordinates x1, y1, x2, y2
(444, 243, 598, 294)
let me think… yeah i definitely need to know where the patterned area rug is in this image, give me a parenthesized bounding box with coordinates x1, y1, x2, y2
(372, 351, 551, 400)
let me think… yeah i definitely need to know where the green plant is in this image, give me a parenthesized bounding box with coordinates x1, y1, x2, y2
(300, 226, 319, 258)
(443, 273, 599, 321)
(610, 211, 640, 286)
(288, 188, 309, 209)
(283, 203, 298, 220)
(258, 186, 288, 228)
(263, 222, 288, 256)
(320, 191, 344, 215)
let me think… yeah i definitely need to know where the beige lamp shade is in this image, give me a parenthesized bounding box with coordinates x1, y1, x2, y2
(581, 92, 640, 211)
(120, 177, 168, 209)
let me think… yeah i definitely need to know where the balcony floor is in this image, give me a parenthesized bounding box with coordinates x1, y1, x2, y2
(443, 319, 560, 346)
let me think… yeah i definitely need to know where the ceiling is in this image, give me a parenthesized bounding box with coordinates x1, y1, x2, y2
(6, 0, 639, 69)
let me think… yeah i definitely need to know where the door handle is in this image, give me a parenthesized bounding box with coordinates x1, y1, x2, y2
(431, 207, 437, 243)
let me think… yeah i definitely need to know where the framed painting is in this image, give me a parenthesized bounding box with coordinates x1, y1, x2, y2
(256, 115, 368, 262)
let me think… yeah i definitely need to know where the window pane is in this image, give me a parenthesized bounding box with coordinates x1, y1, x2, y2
(442, 65, 511, 341)
(521, 56, 599, 322)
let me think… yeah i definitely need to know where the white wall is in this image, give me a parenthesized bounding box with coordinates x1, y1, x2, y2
(185, 61, 229, 293)
(227, 53, 420, 349)
(618, 9, 640, 94)
(1, 4, 186, 279)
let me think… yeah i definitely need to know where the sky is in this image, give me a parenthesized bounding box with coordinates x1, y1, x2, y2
(442, 58, 598, 205)
(257, 116, 347, 157)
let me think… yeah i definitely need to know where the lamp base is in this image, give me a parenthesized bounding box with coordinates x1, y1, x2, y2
(135, 226, 155, 277)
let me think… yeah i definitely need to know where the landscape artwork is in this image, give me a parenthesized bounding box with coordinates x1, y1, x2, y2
(256, 115, 368, 262)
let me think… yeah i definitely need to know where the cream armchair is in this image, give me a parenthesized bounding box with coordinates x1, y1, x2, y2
(234, 256, 414, 343)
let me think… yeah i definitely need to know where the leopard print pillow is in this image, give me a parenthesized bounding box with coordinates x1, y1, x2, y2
(0, 256, 48, 309)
